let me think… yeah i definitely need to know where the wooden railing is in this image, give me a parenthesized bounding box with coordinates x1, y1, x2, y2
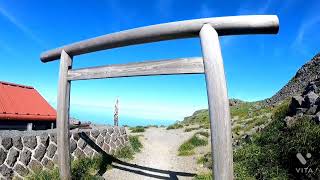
(40, 15, 279, 180)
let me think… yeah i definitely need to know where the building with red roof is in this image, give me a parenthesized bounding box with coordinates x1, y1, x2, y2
(0, 81, 56, 130)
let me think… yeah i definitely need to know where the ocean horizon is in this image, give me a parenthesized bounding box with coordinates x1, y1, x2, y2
(70, 110, 177, 127)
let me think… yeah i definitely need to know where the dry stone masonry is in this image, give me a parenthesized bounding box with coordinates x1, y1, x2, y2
(0, 126, 128, 179)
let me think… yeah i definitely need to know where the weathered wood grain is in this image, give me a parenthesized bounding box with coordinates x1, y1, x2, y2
(41, 15, 279, 62)
(67, 57, 204, 81)
(200, 24, 234, 179)
(57, 50, 72, 180)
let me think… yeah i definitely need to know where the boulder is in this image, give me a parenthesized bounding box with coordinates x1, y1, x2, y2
(289, 96, 304, 115)
(313, 112, 320, 124)
(306, 105, 318, 115)
(303, 82, 318, 95)
(303, 91, 319, 108)
(296, 108, 308, 114)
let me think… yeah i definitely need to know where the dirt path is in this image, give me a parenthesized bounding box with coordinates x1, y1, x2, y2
(103, 127, 201, 180)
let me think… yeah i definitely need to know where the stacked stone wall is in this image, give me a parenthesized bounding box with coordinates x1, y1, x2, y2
(0, 126, 128, 179)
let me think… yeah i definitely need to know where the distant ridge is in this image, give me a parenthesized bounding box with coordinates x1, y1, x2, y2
(265, 52, 320, 105)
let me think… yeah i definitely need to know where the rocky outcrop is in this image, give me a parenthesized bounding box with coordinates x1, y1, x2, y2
(0, 127, 128, 179)
(284, 79, 320, 127)
(266, 53, 320, 105)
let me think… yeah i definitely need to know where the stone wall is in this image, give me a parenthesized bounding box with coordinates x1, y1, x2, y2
(0, 126, 128, 179)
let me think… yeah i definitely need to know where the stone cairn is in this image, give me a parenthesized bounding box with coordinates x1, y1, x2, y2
(0, 126, 128, 179)
(285, 79, 320, 127)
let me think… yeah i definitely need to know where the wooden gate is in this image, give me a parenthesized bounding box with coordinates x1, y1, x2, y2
(40, 15, 279, 180)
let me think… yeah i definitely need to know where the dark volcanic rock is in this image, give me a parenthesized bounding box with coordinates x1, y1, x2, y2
(304, 91, 319, 107)
(266, 53, 320, 105)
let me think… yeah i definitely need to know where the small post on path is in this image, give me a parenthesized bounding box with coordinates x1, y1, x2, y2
(114, 97, 119, 126)
(200, 24, 234, 180)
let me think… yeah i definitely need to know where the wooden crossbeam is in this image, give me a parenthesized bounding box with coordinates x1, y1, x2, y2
(67, 57, 204, 81)
(41, 15, 279, 62)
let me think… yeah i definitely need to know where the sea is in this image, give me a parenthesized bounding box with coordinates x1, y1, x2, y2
(70, 110, 177, 127)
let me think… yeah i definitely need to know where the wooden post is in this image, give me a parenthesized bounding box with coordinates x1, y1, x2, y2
(56, 50, 72, 180)
(200, 24, 234, 180)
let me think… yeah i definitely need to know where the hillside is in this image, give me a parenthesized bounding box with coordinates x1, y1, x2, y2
(170, 52, 320, 179)
(266, 53, 320, 105)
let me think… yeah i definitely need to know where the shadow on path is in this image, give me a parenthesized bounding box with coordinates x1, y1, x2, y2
(79, 132, 196, 179)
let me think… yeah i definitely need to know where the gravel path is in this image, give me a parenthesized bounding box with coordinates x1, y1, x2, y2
(103, 127, 200, 180)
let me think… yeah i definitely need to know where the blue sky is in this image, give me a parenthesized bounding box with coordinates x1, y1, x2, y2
(0, 0, 319, 125)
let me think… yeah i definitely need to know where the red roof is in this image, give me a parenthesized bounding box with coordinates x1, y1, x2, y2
(0, 81, 56, 121)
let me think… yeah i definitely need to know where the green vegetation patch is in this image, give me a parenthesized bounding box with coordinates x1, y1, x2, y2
(26, 156, 105, 180)
(234, 99, 320, 179)
(129, 126, 145, 133)
(129, 135, 143, 153)
(115, 145, 134, 160)
(193, 173, 212, 180)
(178, 133, 208, 156)
(197, 152, 212, 170)
(184, 127, 200, 132)
(195, 131, 210, 138)
(166, 123, 183, 130)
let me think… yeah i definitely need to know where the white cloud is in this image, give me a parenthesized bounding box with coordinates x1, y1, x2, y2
(0, 5, 46, 47)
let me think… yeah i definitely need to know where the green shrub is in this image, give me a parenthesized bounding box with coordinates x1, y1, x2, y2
(233, 99, 320, 179)
(129, 135, 143, 153)
(193, 173, 212, 180)
(178, 133, 208, 156)
(130, 126, 145, 133)
(115, 146, 134, 160)
(195, 131, 210, 138)
(166, 123, 183, 130)
(197, 152, 212, 169)
(184, 127, 199, 132)
(26, 168, 59, 180)
(199, 123, 210, 129)
(26, 156, 104, 180)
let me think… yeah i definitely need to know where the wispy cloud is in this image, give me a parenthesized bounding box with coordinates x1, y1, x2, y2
(0, 5, 46, 47)
(292, 16, 320, 55)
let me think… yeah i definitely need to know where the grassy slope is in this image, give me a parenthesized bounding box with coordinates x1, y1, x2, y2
(177, 99, 320, 179)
